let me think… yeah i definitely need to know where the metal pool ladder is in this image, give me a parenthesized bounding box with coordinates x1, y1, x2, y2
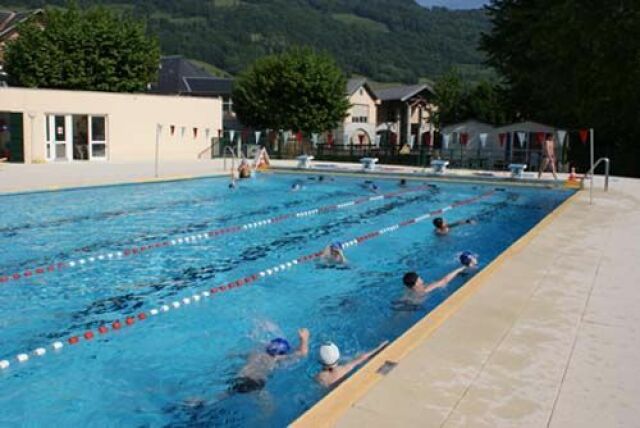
(223, 146, 237, 172)
(585, 157, 610, 204)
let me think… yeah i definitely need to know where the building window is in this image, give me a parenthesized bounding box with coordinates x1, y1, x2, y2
(351, 104, 369, 123)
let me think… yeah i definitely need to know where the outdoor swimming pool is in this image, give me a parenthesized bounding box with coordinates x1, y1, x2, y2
(0, 173, 573, 426)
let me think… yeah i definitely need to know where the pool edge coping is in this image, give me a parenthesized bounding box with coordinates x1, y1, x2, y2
(290, 188, 582, 428)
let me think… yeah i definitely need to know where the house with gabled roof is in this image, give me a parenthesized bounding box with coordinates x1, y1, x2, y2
(0, 9, 44, 66)
(333, 78, 380, 146)
(375, 83, 437, 150)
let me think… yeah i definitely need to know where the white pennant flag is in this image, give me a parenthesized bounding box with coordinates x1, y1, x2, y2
(255, 131, 262, 145)
(479, 133, 488, 149)
(205, 128, 210, 142)
(443, 134, 451, 150)
(517, 132, 527, 148)
(556, 130, 567, 147)
(311, 133, 319, 147)
(409, 135, 416, 149)
(283, 130, 291, 143)
(229, 130, 236, 143)
(375, 135, 381, 146)
(180, 126, 186, 138)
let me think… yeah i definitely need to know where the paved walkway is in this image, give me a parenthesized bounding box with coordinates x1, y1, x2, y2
(326, 176, 639, 427)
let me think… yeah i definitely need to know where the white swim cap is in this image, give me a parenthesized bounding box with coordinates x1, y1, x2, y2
(319, 342, 340, 367)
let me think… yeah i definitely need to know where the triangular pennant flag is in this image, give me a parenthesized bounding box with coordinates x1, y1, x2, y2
(375, 135, 381, 146)
(229, 130, 236, 142)
(535, 132, 545, 146)
(311, 133, 319, 147)
(296, 131, 303, 143)
(460, 132, 469, 146)
(499, 133, 506, 147)
(170, 125, 175, 136)
(193, 127, 198, 139)
(205, 128, 210, 141)
(556, 130, 567, 147)
(327, 132, 334, 146)
(579, 129, 589, 144)
(283, 130, 291, 143)
(479, 133, 488, 149)
(517, 132, 527, 148)
(180, 127, 186, 138)
(255, 131, 262, 144)
(442, 134, 451, 150)
(409, 134, 416, 148)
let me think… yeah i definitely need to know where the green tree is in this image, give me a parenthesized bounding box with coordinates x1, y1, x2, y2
(433, 69, 468, 126)
(5, 3, 160, 92)
(481, 0, 640, 176)
(232, 47, 350, 133)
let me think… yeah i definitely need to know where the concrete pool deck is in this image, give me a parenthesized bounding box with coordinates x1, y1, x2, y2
(1, 160, 634, 427)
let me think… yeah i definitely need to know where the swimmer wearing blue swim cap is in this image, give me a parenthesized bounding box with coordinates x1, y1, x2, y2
(322, 241, 347, 264)
(459, 251, 478, 267)
(229, 328, 310, 394)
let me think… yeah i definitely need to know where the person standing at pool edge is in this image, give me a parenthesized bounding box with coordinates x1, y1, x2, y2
(538, 133, 559, 180)
(228, 328, 310, 394)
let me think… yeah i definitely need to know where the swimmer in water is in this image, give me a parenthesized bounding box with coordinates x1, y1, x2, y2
(360, 180, 379, 193)
(402, 263, 472, 298)
(238, 159, 252, 179)
(399, 179, 408, 187)
(321, 241, 347, 264)
(291, 182, 303, 192)
(228, 328, 310, 394)
(315, 340, 389, 388)
(432, 217, 475, 235)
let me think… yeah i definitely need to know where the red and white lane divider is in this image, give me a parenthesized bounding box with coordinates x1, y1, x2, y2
(0, 190, 494, 372)
(0, 185, 434, 285)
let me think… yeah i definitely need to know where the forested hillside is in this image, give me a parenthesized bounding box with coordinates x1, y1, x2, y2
(2, 0, 491, 83)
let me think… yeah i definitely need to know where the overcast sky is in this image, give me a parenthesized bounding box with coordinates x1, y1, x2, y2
(416, 0, 488, 9)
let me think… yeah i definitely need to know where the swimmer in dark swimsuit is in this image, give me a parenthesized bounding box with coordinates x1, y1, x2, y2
(432, 217, 475, 235)
(228, 328, 310, 394)
(315, 340, 389, 388)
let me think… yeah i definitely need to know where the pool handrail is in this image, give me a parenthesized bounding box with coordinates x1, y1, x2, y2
(585, 157, 610, 204)
(223, 146, 237, 172)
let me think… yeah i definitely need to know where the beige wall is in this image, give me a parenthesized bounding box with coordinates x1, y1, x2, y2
(345, 87, 378, 125)
(0, 87, 222, 163)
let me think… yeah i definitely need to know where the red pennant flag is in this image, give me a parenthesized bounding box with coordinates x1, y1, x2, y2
(460, 132, 469, 146)
(499, 133, 506, 147)
(170, 125, 175, 136)
(579, 129, 589, 144)
(193, 127, 198, 138)
(296, 131, 303, 143)
(536, 132, 545, 146)
(425, 133, 432, 147)
(327, 132, 334, 146)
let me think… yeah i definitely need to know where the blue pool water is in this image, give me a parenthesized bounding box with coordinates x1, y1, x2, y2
(0, 173, 572, 426)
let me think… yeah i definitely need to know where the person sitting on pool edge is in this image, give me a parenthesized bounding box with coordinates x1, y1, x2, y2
(432, 217, 475, 235)
(238, 159, 252, 179)
(321, 241, 347, 264)
(228, 328, 310, 394)
(402, 260, 475, 297)
(315, 340, 389, 388)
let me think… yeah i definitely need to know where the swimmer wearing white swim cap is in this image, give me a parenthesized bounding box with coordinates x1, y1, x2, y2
(315, 340, 389, 388)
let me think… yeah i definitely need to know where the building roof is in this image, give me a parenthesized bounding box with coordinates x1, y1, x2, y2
(0, 9, 43, 39)
(183, 76, 233, 96)
(346, 77, 378, 101)
(375, 83, 435, 102)
(441, 119, 495, 134)
(494, 121, 557, 134)
(150, 55, 213, 94)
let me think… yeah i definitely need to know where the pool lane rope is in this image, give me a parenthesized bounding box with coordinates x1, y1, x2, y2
(1, 185, 436, 285)
(0, 190, 495, 372)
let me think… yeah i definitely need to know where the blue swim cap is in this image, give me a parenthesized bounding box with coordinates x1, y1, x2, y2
(459, 251, 476, 267)
(330, 241, 343, 251)
(266, 338, 291, 356)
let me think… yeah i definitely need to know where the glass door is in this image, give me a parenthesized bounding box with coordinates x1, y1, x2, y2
(48, 115, 70, 161)
(89, 115, 107, 160)
(72, 115, 89, 160)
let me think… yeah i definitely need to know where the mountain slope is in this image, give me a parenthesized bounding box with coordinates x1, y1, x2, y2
(1, 0, 491, 83)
